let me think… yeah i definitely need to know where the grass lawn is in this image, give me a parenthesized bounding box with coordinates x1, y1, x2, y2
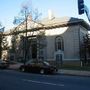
(61, 65, 90, 71)
(48, 60, 90, 71)
(56, 61, 90, 71)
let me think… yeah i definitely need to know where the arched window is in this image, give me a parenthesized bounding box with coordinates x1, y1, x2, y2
(55, 36, 64, 51)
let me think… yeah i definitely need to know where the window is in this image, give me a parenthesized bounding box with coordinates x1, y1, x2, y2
(55, 36, 64, 51)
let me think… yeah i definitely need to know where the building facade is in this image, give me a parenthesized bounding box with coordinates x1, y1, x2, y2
(3, 16, 90, 64)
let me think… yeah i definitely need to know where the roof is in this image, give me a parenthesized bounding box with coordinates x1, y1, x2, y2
(39, 16, 90, 29)
(4, 16, 90, 35)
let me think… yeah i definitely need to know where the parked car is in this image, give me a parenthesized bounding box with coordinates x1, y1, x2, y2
(19, 60, 58, 74)
(0, 59, 9, 69)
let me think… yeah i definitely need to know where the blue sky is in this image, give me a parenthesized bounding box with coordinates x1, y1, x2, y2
(0, 0, 90, 31)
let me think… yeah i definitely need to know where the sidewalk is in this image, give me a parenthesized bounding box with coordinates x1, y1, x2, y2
(8, 63, 23, 70)
(58, 69, 90, 77)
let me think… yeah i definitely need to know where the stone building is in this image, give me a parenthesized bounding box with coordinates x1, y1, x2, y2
(3, 16, 90, 66)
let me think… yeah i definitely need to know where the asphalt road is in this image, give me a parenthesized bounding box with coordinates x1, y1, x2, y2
(0, 70, 90, 90)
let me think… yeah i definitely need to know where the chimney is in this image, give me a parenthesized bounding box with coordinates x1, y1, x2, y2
(48, 9, 54, 20)
(28, 15, 32, 21)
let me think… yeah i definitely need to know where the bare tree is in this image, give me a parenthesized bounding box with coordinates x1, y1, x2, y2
(9, 2, 45, 63)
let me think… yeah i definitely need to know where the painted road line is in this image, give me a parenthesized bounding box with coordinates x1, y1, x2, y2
(22, 79, 64, 87)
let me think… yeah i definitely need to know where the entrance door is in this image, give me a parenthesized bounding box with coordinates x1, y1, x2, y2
(31, 43, 37, 59)
(56, 54, 63, 67)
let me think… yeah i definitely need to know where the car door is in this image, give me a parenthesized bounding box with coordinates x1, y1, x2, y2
(26, 62, 35, 72)
(30, 62, 40, 73)
(35, 62, 44, 73)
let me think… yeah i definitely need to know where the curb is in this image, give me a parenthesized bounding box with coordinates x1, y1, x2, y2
(58, 69, 90, 77)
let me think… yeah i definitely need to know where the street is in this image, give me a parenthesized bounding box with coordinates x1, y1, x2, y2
(0, 70, 90, 90)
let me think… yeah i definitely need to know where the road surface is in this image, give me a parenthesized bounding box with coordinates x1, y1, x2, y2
(0, 70, 90, 90)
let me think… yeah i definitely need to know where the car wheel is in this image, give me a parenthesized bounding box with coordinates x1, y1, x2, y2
(40, 69, 44, 74)
(21, 67, 25, 72)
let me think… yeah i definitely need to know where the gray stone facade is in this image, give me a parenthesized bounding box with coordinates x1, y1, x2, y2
(3, 17, 90, 62)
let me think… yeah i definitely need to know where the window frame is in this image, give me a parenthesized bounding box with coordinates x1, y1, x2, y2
(55, 36, 64, 51)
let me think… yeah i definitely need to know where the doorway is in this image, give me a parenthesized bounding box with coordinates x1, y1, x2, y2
(31, 43, 37, 59)
(56, 54, 63, 67)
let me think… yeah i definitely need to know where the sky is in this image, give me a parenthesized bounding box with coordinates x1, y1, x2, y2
(0, 0, 90, 31)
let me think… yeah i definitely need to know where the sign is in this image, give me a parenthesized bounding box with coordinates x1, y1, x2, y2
(78, 0, 84, 15)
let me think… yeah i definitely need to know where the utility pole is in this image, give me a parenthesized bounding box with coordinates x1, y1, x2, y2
(23, 6, 28, 65)
(13, 5, 29, 65)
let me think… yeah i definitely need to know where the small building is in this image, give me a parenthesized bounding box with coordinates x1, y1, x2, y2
(3, 16, 90, 66)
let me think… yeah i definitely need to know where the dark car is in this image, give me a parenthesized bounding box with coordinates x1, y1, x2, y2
(0, 59, 9, 69)
(19, 60, 58, 74)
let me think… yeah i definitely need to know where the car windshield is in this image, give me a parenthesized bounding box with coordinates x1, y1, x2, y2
(26, 60, 50, 66)
(43, 61, 50, 66)
(26, 60, 32, 64)
(26, 60, 37, 64)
